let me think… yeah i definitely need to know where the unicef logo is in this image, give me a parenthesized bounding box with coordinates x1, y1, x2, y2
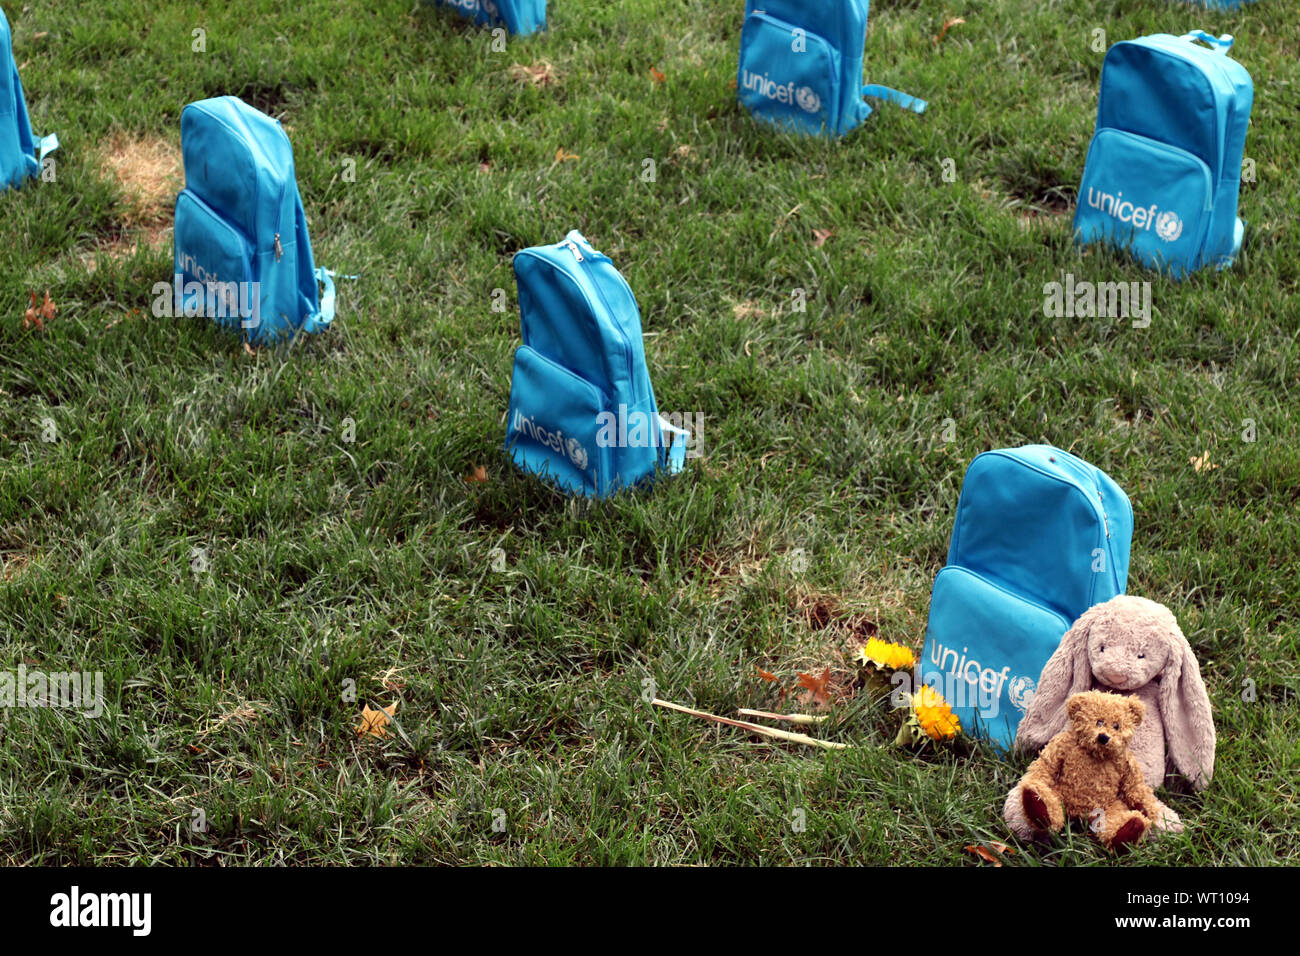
(795, 86, 821, 114)
(1155, 210, 1183, 243)
(1008, 676, 1037, 713)
(566, 437, 589, 471)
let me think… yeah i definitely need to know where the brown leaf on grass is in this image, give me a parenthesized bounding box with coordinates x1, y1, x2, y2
(811, 228, 834, 248)
(356, 702, 397, 738)
(510, 60, 560, 87)
(1189, 453, 1218, 473)
(796, 668, 833, 708)
(650, 67, 667, 84)
(21, 291, 40, 331)
(21, 291, 55, 331)
(756, 667, 779, 683)
(964, 842, 1014, 865)
(464, 464, 489, 484)
(933, 17, 967, 46)
(555, 147, 581, 163)
(478, 161, 492, 174)
(242, 341, 256, 357)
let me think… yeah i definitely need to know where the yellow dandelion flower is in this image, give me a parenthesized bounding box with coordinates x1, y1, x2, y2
(856, 637, 918, 671)
(912, 684, 961, 740)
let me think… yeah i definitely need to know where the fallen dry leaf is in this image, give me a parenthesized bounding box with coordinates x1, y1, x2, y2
(756, 667, 778, 683)
(933, 17, 967, 46)
(356, 702, 397, 738)
(21, 290, 55, 331)
(965, 842, 1014, 865)
(464, 464, 489, 484)
(554, 147, 581, 163)
(21, 291, 40, 331)
(812, 228, 835, 248)
(650, 67, 666, 84)
(1189, 453, 1219, 473)
(796, 668, 833, 708)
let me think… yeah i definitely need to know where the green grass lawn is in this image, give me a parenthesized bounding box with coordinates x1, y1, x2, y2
(0, 0, 1296, 865)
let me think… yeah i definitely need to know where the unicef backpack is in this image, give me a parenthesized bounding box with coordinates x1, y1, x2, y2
(737, 0, 926, 137)
(174, 96, 346, 345)
(505, 231, 689, 497)
(434, 0, 545, 36)
(1, 7, 57, 191)
(919, 446, 1134, 749)
(1074, 31, 1253, 278)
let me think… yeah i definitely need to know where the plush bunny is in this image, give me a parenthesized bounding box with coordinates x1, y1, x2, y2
(1003, 595, 1215, 840)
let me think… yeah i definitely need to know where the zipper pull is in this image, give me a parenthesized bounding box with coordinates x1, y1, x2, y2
(563, 240, 584, 262)
(274, 233, 283, 261)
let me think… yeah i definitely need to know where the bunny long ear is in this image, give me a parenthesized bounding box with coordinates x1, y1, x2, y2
(1160, 628, 1216, 790)
(1015, 605, 1099, 752)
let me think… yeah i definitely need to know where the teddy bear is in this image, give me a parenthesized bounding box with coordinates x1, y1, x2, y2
(1015, 690, 1163, 848)
(1004, 595, 1215, 839)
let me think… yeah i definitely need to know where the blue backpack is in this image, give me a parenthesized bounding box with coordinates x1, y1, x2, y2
(1074, 31, 1253, 278)
(505, 231, 689, 497)
(0, 7, 57, 191)
(736, 0, 926, 137)
(174, 96, 344, 345)
(919, 446, 1134, 749)
(434, 0, 545, 36)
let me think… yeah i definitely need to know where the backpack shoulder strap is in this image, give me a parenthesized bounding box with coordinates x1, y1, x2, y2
(300, 267, 359, 334)
(862, 83, 928, 114)
(658, 415, 689, 474)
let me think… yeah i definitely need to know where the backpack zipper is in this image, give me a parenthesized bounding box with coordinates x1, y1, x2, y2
(555, 238, 636, 389)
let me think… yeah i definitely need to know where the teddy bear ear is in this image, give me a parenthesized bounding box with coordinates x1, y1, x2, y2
(1066, 695, 1086, 720)
(1127, 697, 1145, 725)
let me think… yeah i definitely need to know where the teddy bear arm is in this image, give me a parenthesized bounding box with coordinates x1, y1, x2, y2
(1120, 755, 1161, 816)
(1021, 735, 1067, 789)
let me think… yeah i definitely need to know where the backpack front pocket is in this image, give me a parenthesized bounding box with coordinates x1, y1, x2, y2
(738, 12, 839, 135)
(506, 345, 610, 497)
(1074, 128, 1214, 277)
(921, 566, 1071, 749)
(175, 189, 257, 333)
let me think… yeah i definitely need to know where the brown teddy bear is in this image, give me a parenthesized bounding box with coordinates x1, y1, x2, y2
(1015, 690, 1163, 849)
